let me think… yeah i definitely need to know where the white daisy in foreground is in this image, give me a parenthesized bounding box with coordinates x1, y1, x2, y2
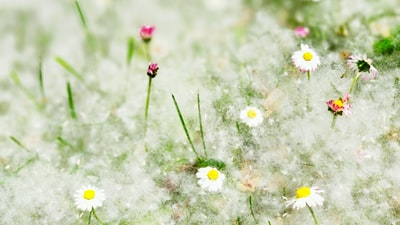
(292, 44, 321, 80)
(286, 186, 324, 210)
(74, 186, 106, 211)
(196, 167, 225, 192)
(240, 106, 263, 127)
(286, 186, 324, 225)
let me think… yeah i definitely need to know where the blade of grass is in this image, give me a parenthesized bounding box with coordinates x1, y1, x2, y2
(126, 36, 135, 66)
(75, 0, 88, 30)
(38, 58, 46, 104)
(74, 1, 96, 52)
(248, 195, 258, 223)
(171, 95, 198, 158)
(55, 56, 84, 81)
(14, 155, 38, 174)
(10, 136, 30, 152)
(10, 71, 42, 109)
(197, 93, 207, 157)
(56, 136, 75, 149)
(67, 82, 77, 119)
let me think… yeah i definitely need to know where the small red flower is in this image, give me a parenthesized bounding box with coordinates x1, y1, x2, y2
(147, 62, 159, 78)
(140, 26, 155, 43)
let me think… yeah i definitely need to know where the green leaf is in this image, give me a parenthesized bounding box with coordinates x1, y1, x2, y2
(126, 36, 135, 66)
(55, 56, 83, 81)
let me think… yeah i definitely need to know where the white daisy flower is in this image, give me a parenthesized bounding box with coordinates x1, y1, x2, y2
(292, 44, 321, 77)
(286, 186, 324, 210)
(346, 54, 378, 80)
(74, 186, 106, 211)
(196, 167, 225, 192)
(240, 106, 264, 127)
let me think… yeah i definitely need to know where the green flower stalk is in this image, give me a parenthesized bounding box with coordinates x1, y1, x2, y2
(346, 54, 378, 94)
(144, 63, 159, 133)
(140, 26, 155, 61)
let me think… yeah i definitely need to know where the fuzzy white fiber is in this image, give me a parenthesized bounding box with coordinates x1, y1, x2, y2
(1, 0, 400, 224)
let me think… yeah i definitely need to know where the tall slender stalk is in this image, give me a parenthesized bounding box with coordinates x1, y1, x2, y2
(307, 204, 319, 225)
(349, 73, 361, 94)
(197, 93, 207, 157)
(172, 95, 199, 157)
(87, 208, 92, 225)
(307, 71, 311, 80)
(331, 114, 337, 129)
(144, 77, 153, 133)
(91, 208, 105, 225)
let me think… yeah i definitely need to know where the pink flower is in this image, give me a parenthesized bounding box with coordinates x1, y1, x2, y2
(326, 94, 351, 116)
(294, 27, 310, 38)
(147, 62, 159, 78)
(140, 26, 155, 42)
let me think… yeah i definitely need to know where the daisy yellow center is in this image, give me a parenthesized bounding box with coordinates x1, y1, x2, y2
(296, 187, 311, 199)
(333, 99, 344, 107)
(207, 169, 219, 181)
(247, 109, 257, 119)
(83, 189, 96, 200)
(303, 52, 313, 61)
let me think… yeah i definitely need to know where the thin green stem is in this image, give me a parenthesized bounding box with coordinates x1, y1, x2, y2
(144, 43, 151, 61)
(88, 208, 92, 225)
(307, 204, 319, 225)
(172, 95, 199, 157)
(144, 77, 153, 134)
(91, 207, 105, 225)
(126, 36, 135, 66)
(331, 114, 337, 129)
(268, 220, 272, 225)
(349, 73, 361, 94)
(307, 71, 311, 80)
(248, 195, 257, 223)
(197, 93, 207, 157)
(67, 82, 77, 119)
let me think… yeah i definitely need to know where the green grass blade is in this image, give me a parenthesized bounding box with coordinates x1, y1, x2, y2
(75, 0, 88, 30)
(55, 56, 84, 81)
(10, 71, 42, 108)
(197, 93, 207, 157)
(10, 136, 30, 152)
(38, 59, 46, 104)
(171, 94, 198, 157)
(126, 36, 135, 66)
(248, 195, 258, 223)
(56, 136, 75, 149)
(67, 82, 77, 119)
